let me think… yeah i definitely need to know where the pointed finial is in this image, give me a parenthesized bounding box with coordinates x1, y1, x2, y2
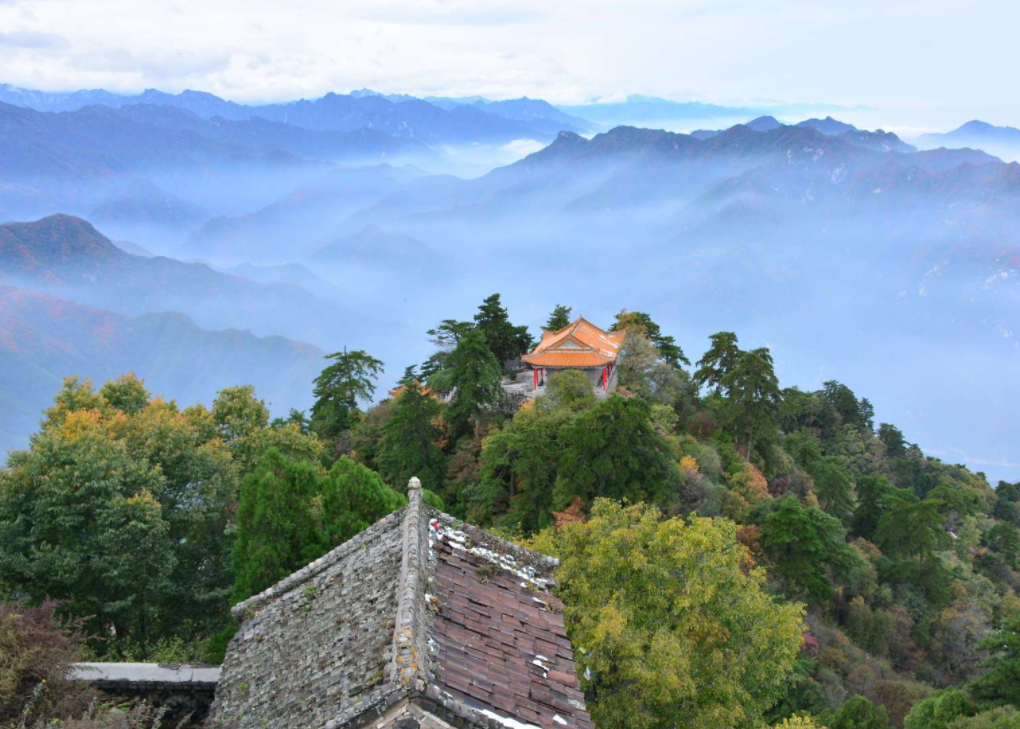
(408, 476, 422, 491)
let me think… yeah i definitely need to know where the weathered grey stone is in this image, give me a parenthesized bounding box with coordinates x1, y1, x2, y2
(210, 479, 594, 729)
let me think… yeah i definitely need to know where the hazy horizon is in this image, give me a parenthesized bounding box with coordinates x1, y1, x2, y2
(1, 0, 1018, 126)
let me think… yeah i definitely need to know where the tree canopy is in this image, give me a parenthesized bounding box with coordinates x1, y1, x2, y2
(529, 500, 805, 729)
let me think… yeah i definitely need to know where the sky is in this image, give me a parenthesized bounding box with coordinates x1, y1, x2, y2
(1, 0, 1018, 127)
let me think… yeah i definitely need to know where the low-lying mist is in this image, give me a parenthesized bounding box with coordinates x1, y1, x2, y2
(2, 122, 1018, 482)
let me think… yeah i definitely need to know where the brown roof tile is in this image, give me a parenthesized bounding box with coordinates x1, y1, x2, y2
(430, 523, 595, 729)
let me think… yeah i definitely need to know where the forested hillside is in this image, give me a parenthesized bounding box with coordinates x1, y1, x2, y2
(2, 296, 1019, 729)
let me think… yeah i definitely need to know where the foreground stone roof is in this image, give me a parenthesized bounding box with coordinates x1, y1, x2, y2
(211, 479, 593, 729)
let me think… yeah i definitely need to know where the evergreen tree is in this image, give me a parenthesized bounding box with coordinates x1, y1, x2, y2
(970, 612, 1020, 707)
(874, 492, 953, 604)
(830, 696, 892, 729)
(878, 423, 908, 459)
(545, 304, 573, 330)
(754, 496, 861, 604)
(310, 349, 383, 440)
(470, 406, 568, 532)
(553, 395, 681, 508)
(377, 367, 446, 491)
(811, 455, 856, 523)
(722, 347, 781, 458)
(822, 381, 873, 431)
(271, 408, 311, 433)
(445, 329, 503, 438)
(231, 449, 323, 603)
(852, 475, 898, 541)
(985, 521, 1020, 570)
(474, 293, 533, 365)
(874, 493, 949, 564)
(694, 331, 741, 394)
(320, 456, 407, 547)
(421, 319, 474, 380)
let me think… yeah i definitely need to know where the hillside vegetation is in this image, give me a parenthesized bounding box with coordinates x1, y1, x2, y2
(2, 297, 1019, 729)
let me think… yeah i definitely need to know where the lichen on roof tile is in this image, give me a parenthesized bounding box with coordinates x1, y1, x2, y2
(211, 482, 593, 729)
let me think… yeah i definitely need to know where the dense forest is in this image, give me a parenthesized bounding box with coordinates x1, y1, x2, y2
(2, 294, 1019, 729)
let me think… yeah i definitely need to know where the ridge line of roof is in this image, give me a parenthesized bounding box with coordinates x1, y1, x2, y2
(389, 477, 431, 693)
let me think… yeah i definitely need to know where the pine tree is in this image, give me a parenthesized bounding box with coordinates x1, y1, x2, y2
(545, 304, 573, 331)
(694, 331, 741, 394)
(310, 349, 383, 440)
(755, 496, 861, 603)
(878, 423, 907, 458)
(722, 347, 781, 458)
(377, 367, 446, 491)
(446, 329, 503, 438)
(474, 293, 533, 365)
(421, 319, 474, 380)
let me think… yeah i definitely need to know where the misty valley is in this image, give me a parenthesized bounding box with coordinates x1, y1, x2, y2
(1, 89, 1018, 482)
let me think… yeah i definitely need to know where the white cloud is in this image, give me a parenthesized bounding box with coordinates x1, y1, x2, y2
(501, 138, 545, 156)
(0, 0, 1016, 122)
(0, 29, 65, 48)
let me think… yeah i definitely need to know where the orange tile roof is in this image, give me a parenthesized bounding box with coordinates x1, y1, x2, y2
(522, 316, 623, 368)
(521, 350, 614, 367)
(388, 380, 440, 400)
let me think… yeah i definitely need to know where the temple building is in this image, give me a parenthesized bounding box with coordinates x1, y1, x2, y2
(520, 317, 624, 396)
(388, 380, 443, 402)
(211, 478, 594, 729)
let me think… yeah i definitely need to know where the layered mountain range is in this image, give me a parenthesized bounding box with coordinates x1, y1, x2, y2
(0, 214, 378, 348)
(1, 80, 1019, 477)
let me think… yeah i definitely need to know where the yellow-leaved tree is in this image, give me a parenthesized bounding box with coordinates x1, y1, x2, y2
(774, 717, 825, 729)
(528, 500, 805, 729)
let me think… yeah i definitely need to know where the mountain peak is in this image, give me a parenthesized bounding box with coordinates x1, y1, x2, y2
(959, 120, 996, 132)
(0, 214, 123, 272)
(745, 115, 784, 132)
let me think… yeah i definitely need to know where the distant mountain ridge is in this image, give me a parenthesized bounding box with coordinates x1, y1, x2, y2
(0, 83, 587, 143)
(344, 121, 1017, 241)
(0, 284, 321, 455)
(690, 116, 916, 154)
(0, 214, 376, 348)
(0, 99, 432, 222)
(916, 120, 1020, 160)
